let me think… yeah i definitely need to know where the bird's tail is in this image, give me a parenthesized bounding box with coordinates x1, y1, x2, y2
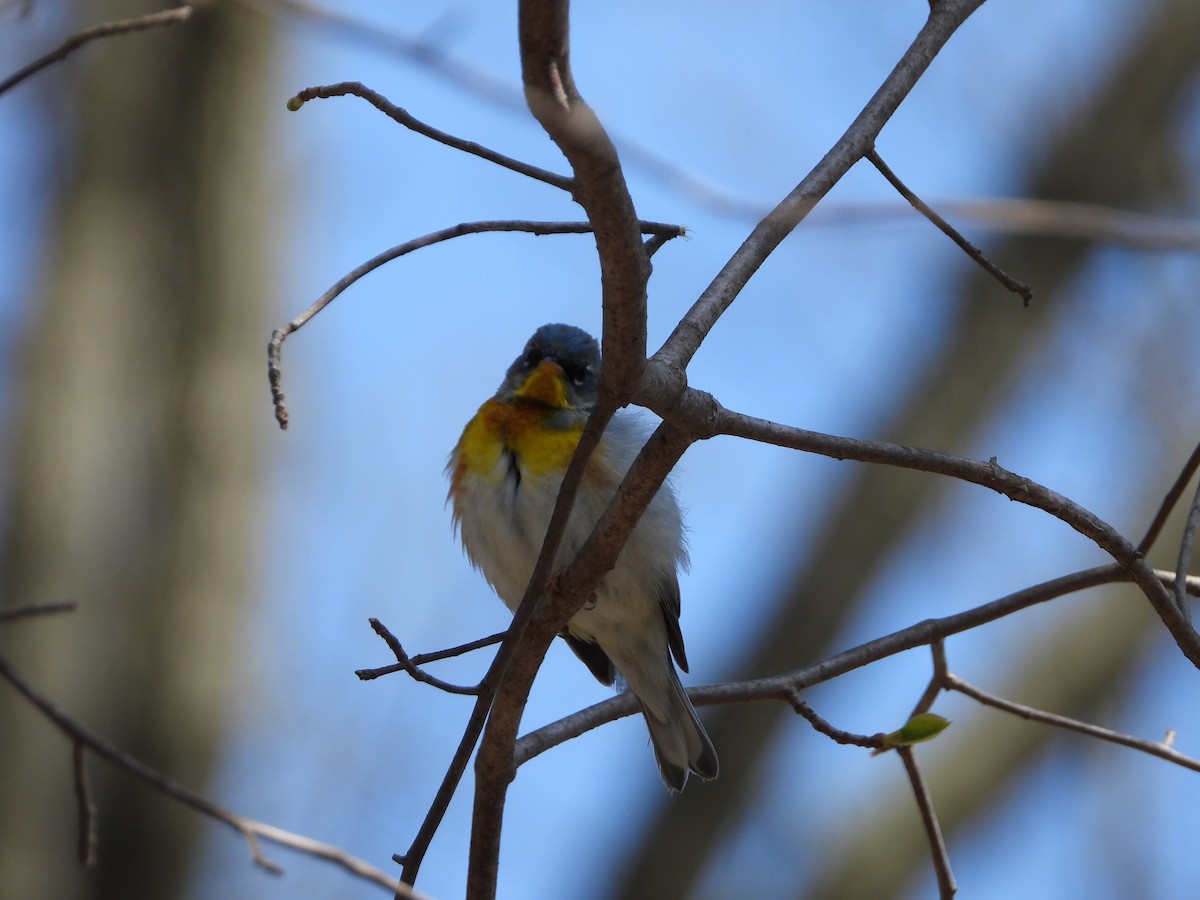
(634, 664, 719, 792)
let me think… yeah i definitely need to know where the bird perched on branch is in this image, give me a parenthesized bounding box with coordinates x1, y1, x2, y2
(447, 323, 717, 791)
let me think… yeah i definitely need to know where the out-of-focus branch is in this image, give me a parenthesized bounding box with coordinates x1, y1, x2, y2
(789, 697, 883, 750)
(0, 652, 414, 896)
(0, 3, 198, 98)
(0, 601, 78, 622)
(813, 198, 1200, 251)
(72, 742, 97, 868)
(1173, 482, 1200, 622)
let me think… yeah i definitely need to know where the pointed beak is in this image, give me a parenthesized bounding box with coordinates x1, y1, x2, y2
(515, 358, 569, 407)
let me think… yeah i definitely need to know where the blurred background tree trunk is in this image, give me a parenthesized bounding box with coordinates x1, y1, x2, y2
(0, 2, 274, 898)
(613, 1, 1200, 896)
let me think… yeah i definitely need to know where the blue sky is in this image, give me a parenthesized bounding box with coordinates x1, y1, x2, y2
(4, 2, 1200, 898)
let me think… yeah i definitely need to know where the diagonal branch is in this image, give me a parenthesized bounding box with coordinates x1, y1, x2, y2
(946, 674, 1200, 773)
(0, 600, 78, 622)
(710, 403, 1200, 666)
(513, 567, 1200, 763)
(0, 3, 197, 98)
(468, 418, 692, 898)
(866, 148, 1033, 305)
(357, 619, 483, 695)
(0, 652, 415, 896)
(652, 0, 988, 377)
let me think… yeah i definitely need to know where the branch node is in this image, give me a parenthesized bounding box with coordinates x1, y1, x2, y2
(243, 829, 285, 876)
(364, 618, 483, 695)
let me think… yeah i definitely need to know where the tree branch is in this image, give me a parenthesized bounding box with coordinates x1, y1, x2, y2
(812, 199, 1200, 251)
(287, 81, 573, 191)
(357, 619, 483, 695)
(789, 696, 883, 750)
(268, 220, 683, 429)
(0, 653, 413, 896)
(946, 674, 1200, 774)
(1173, 480, 1200, 622)
(398, 395, 620, 890)
(518, 0, 651, 391)
(866, 148, 1033, 305)
(0, 600, 78, 622)
(898, 746, 957, 899)
(1138, 439, 1200, 554)
(513, 567, 1200, 763)
(652, 0, 988, 377)
(0, 3, 197, 98)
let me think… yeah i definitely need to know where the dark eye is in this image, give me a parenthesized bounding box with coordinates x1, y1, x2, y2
(523, 347, 543, 368)
(564, 363, 590, 386)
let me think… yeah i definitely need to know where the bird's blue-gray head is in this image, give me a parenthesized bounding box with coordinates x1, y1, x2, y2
(498, 324, 600, 410)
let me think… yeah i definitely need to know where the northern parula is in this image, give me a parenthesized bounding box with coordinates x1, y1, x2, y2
(447, 324, 718, 791)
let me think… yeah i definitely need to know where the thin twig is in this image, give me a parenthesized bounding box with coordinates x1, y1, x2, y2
(411, 631, 505, 666)
(288, 81, 573, 191)
(644, 229, 685, 258)
(360, 630, 507, 679)
(1138, 440, 1200, 554)
(897, 747, 957, 899)
(946, 674, 1200, 774)
(812, 198, 1200, 251)
(0, 653, 413, 895)
(789, 694, 882, 749)
(73, 742, 98, 868)
(866, 148, 1033, 306)
(397, 397, 620, 889)
(0, 600, 78, 622)
(358, 619, 482, 695)
(0, 4, 196, 97)
(267, 220, 683, 429)
(261, 5, 1200, 249)
(655, 0, 989, 374)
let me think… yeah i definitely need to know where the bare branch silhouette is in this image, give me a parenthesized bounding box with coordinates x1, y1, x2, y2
(866, 148, 1033, 305)
(946, 674, 1200, 774)
(898, 746, 957, 899)
(268, 219, 683, 428)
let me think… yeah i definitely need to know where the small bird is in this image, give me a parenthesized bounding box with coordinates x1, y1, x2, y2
(447, 324, 717, 791)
